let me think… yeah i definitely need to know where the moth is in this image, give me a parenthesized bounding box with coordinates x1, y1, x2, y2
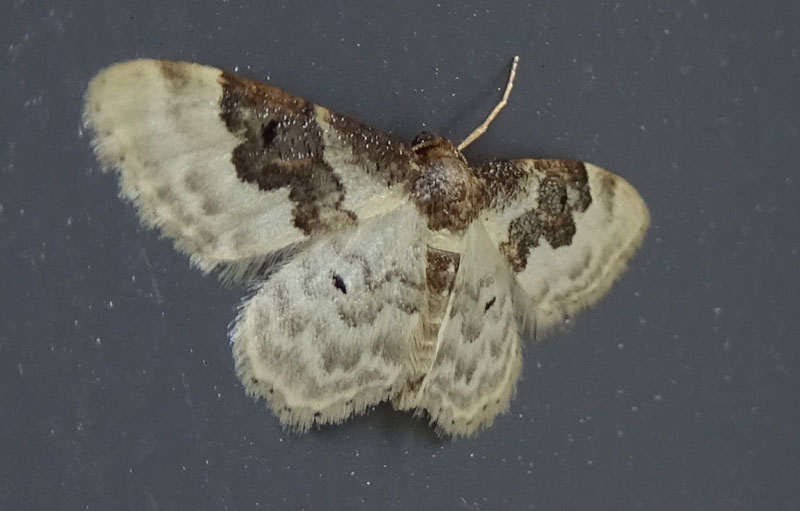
(84, 57, 648, 437)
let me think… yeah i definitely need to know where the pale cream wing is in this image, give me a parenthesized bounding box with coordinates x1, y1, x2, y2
(84, 59, 418, 280)
(230, 204, 428, 432)
(414, 221, 523, 437)
(474, 158, 649, 335)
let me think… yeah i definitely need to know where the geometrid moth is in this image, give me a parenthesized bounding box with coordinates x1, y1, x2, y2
(84, 57, 648, 437)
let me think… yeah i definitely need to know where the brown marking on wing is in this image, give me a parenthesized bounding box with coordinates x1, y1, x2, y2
(471, 159, 531, 206)
(477, 158, 592, 272)
(158, 61, 191, 89)
(218, 72, 356, 235)
(327, 113, 418, 186)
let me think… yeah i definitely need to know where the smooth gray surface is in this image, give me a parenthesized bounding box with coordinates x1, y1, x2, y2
(2, 1, 798, 510)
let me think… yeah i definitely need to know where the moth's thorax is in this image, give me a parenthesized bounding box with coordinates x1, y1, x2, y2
(410, 133, 484, 232)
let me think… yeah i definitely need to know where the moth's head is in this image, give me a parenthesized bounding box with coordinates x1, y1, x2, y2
(411, 131, 468, 166)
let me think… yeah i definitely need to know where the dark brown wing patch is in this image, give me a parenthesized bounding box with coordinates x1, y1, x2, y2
(475, 158, 592, 272)
(327, 113, 418, 185)
(218, 72, 356, 235)
(471, 159, 531, 206)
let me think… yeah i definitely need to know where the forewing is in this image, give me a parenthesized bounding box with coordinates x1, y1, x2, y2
(84, 59, 418, 280)
(230, 204, 428, 432)
(415, 221, 523, 437)
(474, 158, 649, 334)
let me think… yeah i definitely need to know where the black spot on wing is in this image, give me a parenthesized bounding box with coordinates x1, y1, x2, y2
(260, 119, 278, 147)
(332, 273, 347, 294)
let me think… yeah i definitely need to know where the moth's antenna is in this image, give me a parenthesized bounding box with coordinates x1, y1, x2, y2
(457, 55, 519, 151)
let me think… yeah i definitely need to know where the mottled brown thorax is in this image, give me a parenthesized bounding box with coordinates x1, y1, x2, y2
(409, 133, 485, 232)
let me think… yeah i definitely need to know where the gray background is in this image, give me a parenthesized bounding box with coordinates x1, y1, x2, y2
(2, 1, 798, 509)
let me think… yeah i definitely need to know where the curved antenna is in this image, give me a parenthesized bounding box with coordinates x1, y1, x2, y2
(457, 55, 519, 151)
